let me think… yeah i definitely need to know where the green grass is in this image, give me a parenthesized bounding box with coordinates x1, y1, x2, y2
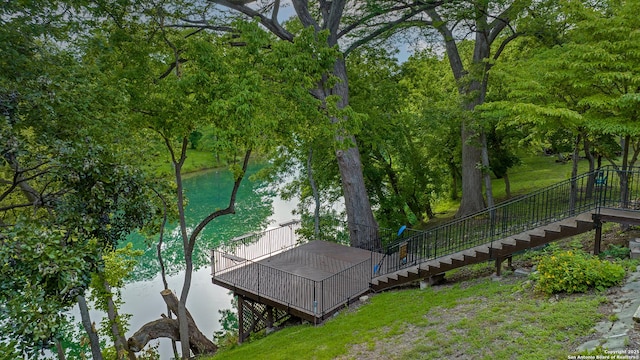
(205, 278, 605, 360)
(430, 153, 592, 226)
(148, 149, 220, 176)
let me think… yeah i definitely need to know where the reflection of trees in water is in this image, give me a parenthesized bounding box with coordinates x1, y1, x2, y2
(128, 166, 274, 282)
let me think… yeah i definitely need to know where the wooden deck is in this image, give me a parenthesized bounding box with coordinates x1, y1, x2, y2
(598, 207, 640, 225)
(212, 240, 383, 323)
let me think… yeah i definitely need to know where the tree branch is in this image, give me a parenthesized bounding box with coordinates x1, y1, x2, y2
(291, 0, 320, 32)
(211, 0, 294, 41)
(343, 7, 426, 57)
(492, 32, 519, 62)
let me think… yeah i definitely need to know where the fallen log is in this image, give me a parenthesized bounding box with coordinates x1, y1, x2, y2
(127, 290, 218, 356)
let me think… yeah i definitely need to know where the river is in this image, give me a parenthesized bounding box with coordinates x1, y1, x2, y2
(75, 164, 298, 358)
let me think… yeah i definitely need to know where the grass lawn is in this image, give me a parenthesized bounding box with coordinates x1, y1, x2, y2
(206, 276, 606, 360)
(430, 153, 593, 226)
(145, 149, 221, 176)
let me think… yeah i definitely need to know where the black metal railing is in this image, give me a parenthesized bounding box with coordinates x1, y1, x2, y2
(375, 166, 640, 277)
(212, 220, 302, 277)
(213, 250, 371, 318)
(212, 166, 640, 309)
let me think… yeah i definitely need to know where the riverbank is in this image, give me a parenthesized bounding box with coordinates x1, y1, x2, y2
(150, 149, 270, 178)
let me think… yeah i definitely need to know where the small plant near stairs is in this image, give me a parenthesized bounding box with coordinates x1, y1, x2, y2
(533, 249, 625, 294)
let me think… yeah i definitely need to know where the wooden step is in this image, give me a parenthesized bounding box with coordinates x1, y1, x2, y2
(462, 249, 478, 258)
(451, 254, 465, 262)
(543, 224, 562, 233)
(576, 211, 595, 222)
(475, 245, 491, 255)
(439, 256, 453, 265)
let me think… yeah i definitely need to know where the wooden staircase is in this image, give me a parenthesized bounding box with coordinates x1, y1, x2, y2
(371, 211, 596, 291)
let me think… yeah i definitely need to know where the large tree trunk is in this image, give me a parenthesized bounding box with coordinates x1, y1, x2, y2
(77, 294, 103, 360)
(210, 0, 379, 250)
(331, 59, 379, 250)
(307, 148, 321, 238)
(481, 130, 494, 209)
(127, 290, 217, 356)
(457, 122, 485, 217)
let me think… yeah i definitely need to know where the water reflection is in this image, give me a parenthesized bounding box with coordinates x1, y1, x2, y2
(74, 164, 297, 359)
(130, 164, 275, 281)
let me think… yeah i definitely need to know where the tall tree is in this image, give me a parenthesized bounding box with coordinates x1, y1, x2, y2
(206, 0, 384, 249)
(350, 0, 534, 215)
(88, 14, 335, 356)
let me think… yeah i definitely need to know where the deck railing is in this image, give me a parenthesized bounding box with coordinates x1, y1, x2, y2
(212, 220, 302, 277)
(375, 166, 640, 276)
(212, 166, 640, 318)
(212, 249, 371, 318)
(212, 219, 375, 318)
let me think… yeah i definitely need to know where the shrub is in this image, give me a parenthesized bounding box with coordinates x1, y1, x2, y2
(535, 250, 625, 294)
(598, 244, 630, 260)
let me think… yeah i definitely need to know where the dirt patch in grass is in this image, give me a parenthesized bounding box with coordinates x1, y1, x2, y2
(337, 275, 606, 360)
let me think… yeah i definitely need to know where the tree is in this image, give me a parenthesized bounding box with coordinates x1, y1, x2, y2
(0, 3, 164, 357)
(349, 49, 455, 227)
(483, 0, 640, 183)
(86, 14, 334, 356)
(205, 0, 383, 249)
(348, 0, 537, 215)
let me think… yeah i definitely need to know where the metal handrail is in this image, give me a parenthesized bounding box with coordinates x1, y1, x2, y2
(375, 166, 640, 277)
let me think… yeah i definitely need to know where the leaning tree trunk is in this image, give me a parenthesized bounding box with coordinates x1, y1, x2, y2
(54, 338, 66, 360)
(103, 281, 136, 360)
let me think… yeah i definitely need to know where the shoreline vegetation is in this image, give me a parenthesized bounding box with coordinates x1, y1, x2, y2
(151, 149, 268, 179)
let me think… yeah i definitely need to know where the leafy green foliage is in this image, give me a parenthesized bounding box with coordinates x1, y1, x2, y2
(0, 218, 98, 356)
(598, 244, 630, 260)
(535, 249, 625, 294)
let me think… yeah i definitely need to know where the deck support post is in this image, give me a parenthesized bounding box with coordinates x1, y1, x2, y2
(495, 255, 513, 277)
(495, 256, 503, 277)
(266, 305, 274, 329)
(237, 294, 246, 344)
(593, 214, 602, 256)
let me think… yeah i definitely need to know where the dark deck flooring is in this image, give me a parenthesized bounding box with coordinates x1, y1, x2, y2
(212, 240, 383, 322)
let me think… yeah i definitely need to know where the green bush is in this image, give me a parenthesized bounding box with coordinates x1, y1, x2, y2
(598, 244, 630, 260)
(535, 250, 625, 294)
